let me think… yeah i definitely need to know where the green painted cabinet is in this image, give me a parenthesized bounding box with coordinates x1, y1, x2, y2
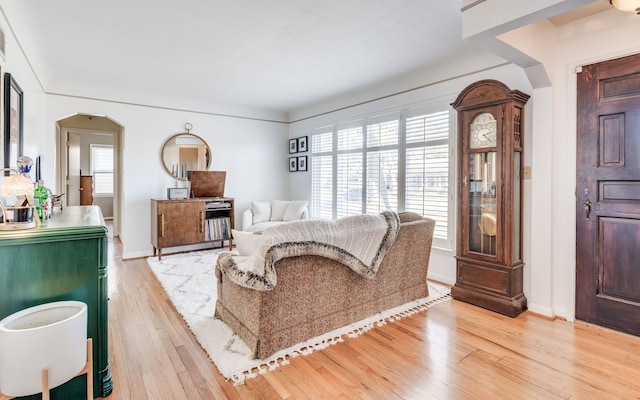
(0, 206, 112, 398)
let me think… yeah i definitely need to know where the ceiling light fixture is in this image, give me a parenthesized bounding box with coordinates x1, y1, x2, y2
(609, 0, 640, 14)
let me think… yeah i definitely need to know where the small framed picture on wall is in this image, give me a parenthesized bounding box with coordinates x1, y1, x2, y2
(297, 136, 308, 152)
(289, 157, 298, 172)
(289, 138, 298, 154)
(297, 156, 307, 172)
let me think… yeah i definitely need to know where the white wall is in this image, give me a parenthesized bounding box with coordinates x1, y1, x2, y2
(6, 2, 640, 321)
(0, 2, 291, 260)
(468, 7, 640, 319)
(289, 63, 535, 287)
(548, 9, 640, 320)
(0, 12, 47, 196)
(45, 96, 289, 259)
(289, 5, 640, 319)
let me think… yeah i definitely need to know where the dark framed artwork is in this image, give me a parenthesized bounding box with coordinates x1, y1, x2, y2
(289, 138, 298, 154)
(4, 73, 23, 173)
(297, 155, 307, 172)
(297, 135, 308, 152)
(289, 157, 297, 172)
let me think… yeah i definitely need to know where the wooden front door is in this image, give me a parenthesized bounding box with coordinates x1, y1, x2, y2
(576, 53, 640, 336)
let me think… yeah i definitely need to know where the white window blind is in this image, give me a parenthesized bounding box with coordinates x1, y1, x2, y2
(335, 121, 364, 218)
(91, 145, 113, 196)
(337, 121, 363, 151)
(365, 113, 400, 214)
(405, 110, 450, 240)
(309, 103, 453, 249)
(311, 130, 333, 220)
(367, 115, 398, 148)
(336, 152, 363, 218)
(312, 129, 333, 153)
(366, 149, 398, 214)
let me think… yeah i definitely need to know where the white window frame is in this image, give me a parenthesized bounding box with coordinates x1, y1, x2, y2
(310, 97, 455, 250)
(90, 144, 114, 197)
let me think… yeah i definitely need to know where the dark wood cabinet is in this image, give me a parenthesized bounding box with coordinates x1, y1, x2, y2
(151, 197, 234, 260)
(80, 175, 93, 205)
(451, 80, 529, 317)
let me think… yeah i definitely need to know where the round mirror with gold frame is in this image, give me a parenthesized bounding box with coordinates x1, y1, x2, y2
(161, 128, 211, 180)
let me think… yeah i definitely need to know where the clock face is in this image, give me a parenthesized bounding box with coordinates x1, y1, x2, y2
(470, 112, 497, 148)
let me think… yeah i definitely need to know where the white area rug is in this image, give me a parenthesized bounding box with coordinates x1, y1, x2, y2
(147, 249, 451, 385)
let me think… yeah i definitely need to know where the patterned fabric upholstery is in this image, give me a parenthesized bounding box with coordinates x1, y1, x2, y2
(214, 212, 435, 359)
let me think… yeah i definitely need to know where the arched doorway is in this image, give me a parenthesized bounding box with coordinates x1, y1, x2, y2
(55, 113, 123, 237)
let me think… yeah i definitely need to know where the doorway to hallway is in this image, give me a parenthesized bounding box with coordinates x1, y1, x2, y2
(56, 114, 123, 237)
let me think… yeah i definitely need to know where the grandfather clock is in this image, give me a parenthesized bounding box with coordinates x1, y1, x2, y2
(451, 80, 529, 317)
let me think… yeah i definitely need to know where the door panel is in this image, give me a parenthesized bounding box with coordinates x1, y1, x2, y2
(599, 114, 624, 166)
(599, 218, 640, 302)
(576, 53, 640, 336)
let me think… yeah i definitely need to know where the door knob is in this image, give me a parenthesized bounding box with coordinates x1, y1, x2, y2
(584, 199, 592, 220)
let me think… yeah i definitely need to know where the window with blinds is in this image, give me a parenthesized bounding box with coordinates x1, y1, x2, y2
(91, 145, 114, 196)
(366, 114, 399, 215)
(311, 129, 333, 220)
(335, 121, 364, 218)
(310, 103, 453, 249)
(336, 152, 363, 218)
(405, 109, 450, 241)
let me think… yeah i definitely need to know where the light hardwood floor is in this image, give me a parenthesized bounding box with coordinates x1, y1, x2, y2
(102, 228, 640, 399)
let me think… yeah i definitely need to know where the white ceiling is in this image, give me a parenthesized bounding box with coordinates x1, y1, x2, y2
(0, 1, 612, 119)
(0, 0, 486, 118)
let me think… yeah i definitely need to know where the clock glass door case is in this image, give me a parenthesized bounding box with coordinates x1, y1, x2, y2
(460, 106, 503, 262)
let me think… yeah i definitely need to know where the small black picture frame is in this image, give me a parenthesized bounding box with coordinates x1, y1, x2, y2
(297, 136, 308, 152)
(297, 155, 307, 172)
(289, 157, 298, 172)
(289, 138, 298, 154)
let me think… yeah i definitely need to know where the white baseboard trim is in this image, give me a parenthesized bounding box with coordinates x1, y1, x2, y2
(122, 250, 154, 260)
(428, 272, 455, 286)
(526, 303, 554, 318)
(123, 242, 231, 260)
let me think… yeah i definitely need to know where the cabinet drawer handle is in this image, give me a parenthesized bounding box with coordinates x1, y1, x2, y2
(200, 211, 204, 233)
(161, 214, 165, 237)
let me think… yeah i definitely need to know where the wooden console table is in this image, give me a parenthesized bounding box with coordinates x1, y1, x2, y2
(151, 197, 234, 260)
(0, 206, 112, 399)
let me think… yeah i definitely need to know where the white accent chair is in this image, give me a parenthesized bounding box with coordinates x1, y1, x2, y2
(241, 200, 309, 232)
(0, 301, 93, 400)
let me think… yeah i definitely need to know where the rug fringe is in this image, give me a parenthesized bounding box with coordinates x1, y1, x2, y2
(227, 292, 452, 386)
(147, 253, 451, 387)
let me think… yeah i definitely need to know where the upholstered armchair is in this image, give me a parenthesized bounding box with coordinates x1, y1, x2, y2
(241, 200, 309, 232)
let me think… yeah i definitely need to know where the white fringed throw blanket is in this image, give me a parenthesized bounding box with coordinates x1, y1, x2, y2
(217, 211, 400, 291)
